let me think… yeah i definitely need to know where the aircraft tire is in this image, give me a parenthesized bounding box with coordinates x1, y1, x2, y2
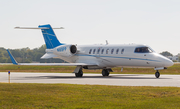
(155, 71, 160, 78)
(75, 70, 83, 77)
(102, 69, 109, 76)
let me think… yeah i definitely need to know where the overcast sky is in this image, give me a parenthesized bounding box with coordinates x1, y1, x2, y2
(1, 0, 180, 55)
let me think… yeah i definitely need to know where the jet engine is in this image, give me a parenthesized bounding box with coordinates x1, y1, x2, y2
(55, 44, 77, 57)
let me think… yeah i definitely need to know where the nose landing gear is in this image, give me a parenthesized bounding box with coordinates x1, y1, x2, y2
(155, 70, 160, 78)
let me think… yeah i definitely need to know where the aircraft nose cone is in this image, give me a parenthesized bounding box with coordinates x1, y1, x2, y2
(164, 59, 174, 67)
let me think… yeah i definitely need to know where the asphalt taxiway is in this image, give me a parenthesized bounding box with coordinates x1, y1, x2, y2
(0, 72, 180, 87)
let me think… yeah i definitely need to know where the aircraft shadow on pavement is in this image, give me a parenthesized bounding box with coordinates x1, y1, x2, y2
(25, 74, 170, 80)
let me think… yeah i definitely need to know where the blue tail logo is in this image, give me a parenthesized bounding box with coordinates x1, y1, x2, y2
(38, 24, 64, 49)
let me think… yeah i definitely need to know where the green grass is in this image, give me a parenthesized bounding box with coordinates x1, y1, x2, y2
(0, 64, 180, 74)
(0, 83, 180, 109)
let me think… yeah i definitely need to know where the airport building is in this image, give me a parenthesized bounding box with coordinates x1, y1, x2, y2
(167, 56, 179, 62)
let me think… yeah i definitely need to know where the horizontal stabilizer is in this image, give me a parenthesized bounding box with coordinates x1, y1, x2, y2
(14, 27, 64, 29)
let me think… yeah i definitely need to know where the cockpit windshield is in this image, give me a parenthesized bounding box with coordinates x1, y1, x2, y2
(134, 47, 153, 53)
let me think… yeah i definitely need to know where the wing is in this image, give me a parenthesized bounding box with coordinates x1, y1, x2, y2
(7, 49, 97, 66)
(17, 63, 96, 66)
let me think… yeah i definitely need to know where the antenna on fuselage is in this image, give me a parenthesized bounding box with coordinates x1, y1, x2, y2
(106, 40, 109, 45)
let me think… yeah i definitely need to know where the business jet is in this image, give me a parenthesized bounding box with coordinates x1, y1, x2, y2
(7, 24, 174, 78)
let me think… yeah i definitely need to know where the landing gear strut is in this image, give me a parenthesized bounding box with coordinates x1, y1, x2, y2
(155, 70, 160, 78)
(75, 69, 83, 77)
(102, 69, 109, 76)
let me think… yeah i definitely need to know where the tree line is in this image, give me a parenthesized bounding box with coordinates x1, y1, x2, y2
(0, 45, 65, 63)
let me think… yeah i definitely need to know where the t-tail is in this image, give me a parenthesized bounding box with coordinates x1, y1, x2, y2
(15, 24, 64, 49)
(14, 24, 65, 59)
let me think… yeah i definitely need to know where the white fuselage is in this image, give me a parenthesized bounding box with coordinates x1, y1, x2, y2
(52, 44, 173, 69)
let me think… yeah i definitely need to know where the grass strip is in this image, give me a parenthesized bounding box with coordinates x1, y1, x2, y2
(0, 83, 180, 109)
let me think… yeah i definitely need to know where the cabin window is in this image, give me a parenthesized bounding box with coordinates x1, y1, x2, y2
(97, 48, 100, 54)
(106, 49, 109, 54)
(116, 49, 119, 54)
(101, 49, 104, 54)
(121, 49, 124, 54)
(111, 49, 114, 54)
(89, 49, 92, 54)
(93, 49, 96, 54)
(134, 47, 153, 53)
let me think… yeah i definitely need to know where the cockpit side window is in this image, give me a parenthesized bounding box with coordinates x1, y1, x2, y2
(135, 47, 153, 53)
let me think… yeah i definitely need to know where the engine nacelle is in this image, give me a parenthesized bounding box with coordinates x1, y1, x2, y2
(54, 45, 77, 57)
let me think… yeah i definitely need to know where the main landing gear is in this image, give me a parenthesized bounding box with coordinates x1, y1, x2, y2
(75, 69, 83, 77)
(155, 70, 160, 78)
(74, 66, 113, 77)
(102, 69, 110, 76)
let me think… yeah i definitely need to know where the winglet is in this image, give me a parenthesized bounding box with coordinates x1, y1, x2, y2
(7, 49, 18, 65)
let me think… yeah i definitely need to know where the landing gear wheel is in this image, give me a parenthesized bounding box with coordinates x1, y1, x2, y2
(102, 69, 109, 76)
(155, 71, 160, 78)
(75, 70, 83, 77)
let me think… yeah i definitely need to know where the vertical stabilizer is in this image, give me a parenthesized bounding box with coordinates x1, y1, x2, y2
(38, 24, 64, 49)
